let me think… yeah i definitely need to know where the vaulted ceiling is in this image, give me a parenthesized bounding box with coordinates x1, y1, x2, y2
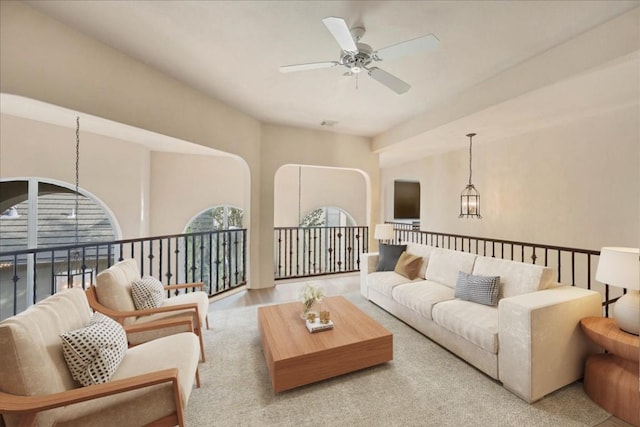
(21, 1, 640, 166)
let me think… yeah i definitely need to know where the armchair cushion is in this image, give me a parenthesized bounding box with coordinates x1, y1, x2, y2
(126, 291, 210, 346)
(131, 276, 165, 310)
(60, 313, 128, 386)
(95, 259, 140, 317)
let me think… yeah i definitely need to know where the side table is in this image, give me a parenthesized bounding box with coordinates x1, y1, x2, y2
(580, 317, 639, 427)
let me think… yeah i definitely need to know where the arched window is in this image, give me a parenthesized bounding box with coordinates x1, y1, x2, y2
(300, 206, 356, 227)
(186, 205, 243, 232)
(0, 178, 118, 315)
(0, 179, 118, 251)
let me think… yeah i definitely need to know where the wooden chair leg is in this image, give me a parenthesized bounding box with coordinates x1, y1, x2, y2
(196, 329, 206, 362)
(206, 315, 210, 330)
(195, 368, 201, 388)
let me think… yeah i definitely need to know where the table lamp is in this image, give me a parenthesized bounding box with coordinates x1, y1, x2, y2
(374, 224, 394, 244)
(595, 247, 640, 335)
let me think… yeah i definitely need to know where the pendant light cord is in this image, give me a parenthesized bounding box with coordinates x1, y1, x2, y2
(466, 133, 476, 186)
(468, 135, 473, 186)
(74, 116, 80, 248)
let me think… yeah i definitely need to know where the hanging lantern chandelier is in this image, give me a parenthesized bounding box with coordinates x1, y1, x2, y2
(459, 132, 482, 219)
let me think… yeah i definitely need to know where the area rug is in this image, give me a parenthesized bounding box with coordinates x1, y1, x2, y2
(186, 293, 610, 426)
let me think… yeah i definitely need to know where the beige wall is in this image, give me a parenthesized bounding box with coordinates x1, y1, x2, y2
(0, 114, 150, 238)
(274, 165, 367, 227)
(150, 152, 247, 235)
(260, 124, 378, 288)
(381, 104, 639, 251)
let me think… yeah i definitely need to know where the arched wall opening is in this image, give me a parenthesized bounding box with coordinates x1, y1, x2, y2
(273, 164, 371, 279)
(274, 164, 368, 227)
(1, 95, 253, 305)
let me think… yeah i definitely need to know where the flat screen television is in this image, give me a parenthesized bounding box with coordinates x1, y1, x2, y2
(394, 181, 420, 219)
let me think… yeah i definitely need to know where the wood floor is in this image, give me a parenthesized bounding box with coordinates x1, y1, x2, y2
(210, 273, 634, 427)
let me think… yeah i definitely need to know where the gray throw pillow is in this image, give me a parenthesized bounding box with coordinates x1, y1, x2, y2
(455, 271, 500, 306)
(376, 244, 408, 271)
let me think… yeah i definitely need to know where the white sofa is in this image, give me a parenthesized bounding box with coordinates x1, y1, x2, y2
(360, 242, 602, 403)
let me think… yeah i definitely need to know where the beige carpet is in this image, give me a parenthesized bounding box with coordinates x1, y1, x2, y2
(186, 292, 610, 427)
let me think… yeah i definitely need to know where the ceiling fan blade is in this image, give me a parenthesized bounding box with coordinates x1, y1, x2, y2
(322, 17, 358, 53)
(375, 34, 439, 61)
(279, 61, 340, 73)
(368, 67, 411, 94)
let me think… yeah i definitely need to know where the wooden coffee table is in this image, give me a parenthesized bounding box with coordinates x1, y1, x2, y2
(257, 295, 393, 392)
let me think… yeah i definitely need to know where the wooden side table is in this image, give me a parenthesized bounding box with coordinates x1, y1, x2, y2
(580, 317, 639, 427)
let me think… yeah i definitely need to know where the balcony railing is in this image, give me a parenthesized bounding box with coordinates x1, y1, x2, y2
(389, 224, 617, 316)
(274, 226, 368, 279)
(0, 229, 246, 320)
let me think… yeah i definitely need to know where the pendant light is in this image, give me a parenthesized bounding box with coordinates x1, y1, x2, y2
(459, 132, 482, 219)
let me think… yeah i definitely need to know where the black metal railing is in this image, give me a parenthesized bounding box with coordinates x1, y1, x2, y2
(388, 224, 617, 315)
(0, 229, 246, 320)
(274, 226, 368, 279)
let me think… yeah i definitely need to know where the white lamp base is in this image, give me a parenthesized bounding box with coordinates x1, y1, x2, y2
(613, 290, 639, 335)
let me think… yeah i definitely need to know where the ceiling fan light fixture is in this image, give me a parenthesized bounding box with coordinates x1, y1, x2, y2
(280, 16, 439, 95)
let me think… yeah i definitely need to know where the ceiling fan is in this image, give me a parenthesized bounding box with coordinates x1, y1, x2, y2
(279, 17, 439, 95)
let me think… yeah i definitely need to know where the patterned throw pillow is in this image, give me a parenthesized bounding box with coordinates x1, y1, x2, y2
(60, 312, 128, 386)
(131, 276, 165, 310)
(455, 271, 500, 306)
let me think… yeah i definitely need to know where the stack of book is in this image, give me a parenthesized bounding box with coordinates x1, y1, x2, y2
(305, 318, 334, 333)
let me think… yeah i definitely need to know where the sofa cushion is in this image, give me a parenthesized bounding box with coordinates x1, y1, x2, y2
(376, 244, 407, 271)
(406, 243, 437, 279)
(391, 281, 455, 320)
(368, 271, 422, 298)
(432, 299, 499, 354)
(394, 251, 422, 280)
(455, 271, 500, 306)
(131, 276, 165, 310)
(425, 248, 477, 289)
(472, 256, 555, 299)
(60, 312, 128, 386)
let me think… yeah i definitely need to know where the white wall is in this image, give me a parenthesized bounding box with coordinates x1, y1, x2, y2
(382, 105, 639, 250)
(274, 165, 367, 227)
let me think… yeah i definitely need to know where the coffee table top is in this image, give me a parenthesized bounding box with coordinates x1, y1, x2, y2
(258, 295, 391, 361)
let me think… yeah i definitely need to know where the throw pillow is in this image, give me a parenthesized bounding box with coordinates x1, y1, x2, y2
(394, 251, 423, 280)
(60, 312, 128, 386)
(455, 271, 500, 306)
(376, 244, 408, 271)
(131, 276, 165, 310)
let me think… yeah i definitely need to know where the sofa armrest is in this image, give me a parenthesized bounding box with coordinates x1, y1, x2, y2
(498, 286, 602, 402)
(360, 252, 379, 299)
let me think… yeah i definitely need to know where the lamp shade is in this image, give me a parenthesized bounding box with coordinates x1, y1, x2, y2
(595, 247, 640, 291)
(374, 224, 394, 241)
